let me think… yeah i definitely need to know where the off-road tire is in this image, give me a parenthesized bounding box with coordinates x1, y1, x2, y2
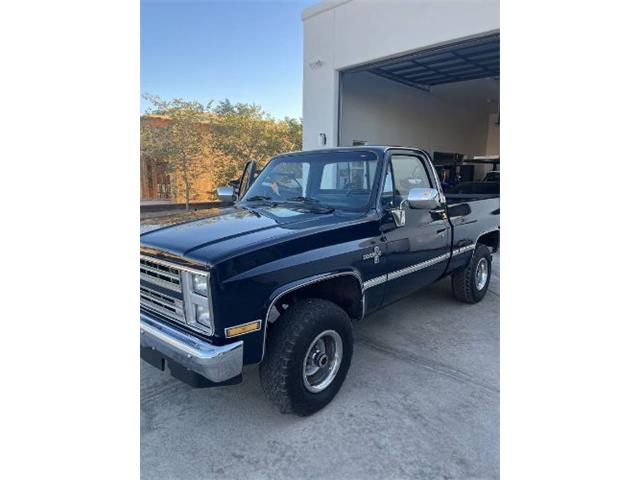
(259, 298, 353, 416)
(452, 244, 492, 304)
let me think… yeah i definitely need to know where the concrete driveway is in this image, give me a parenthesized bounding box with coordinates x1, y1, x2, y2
(141, 255, 499, 480)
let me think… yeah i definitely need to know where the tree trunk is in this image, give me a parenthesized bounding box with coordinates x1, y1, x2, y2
(182, 155, 190, 211)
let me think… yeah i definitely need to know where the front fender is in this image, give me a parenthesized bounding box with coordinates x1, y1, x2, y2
(259, 269, 364, 362)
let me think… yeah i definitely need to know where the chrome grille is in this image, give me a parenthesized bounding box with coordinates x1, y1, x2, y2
(140, 255, 214, 335)
(140, 257, 182, 293)
(140, 256, 186, 324)
(140, 286, 185, 323)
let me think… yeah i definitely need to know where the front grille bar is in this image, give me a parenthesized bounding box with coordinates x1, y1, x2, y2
(140, 257, 182, 292)
(140, 299, 183, 324)
(140, 286, 184, 322)
(140, 287, 183, 312)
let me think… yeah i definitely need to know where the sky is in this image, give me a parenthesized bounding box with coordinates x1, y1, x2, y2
(141, 0, 317, 119)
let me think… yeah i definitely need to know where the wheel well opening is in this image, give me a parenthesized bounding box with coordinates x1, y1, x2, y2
(269, 275, 363, 322)
(478, 230, 500, 252)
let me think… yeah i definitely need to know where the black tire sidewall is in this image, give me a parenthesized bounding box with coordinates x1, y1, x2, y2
(286, 303, 353, 415)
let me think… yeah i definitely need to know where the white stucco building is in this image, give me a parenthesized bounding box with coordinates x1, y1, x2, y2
(302, 0, 499, 175)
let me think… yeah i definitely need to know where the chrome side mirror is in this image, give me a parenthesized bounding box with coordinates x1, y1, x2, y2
(388, 187, 441, 227)
(216, 186, 236, 203)
(406, 188, 440, 210)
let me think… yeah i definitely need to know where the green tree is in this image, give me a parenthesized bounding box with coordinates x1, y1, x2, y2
(209, 99, 302, 175)
(140, 96, 303, 204)
(141, 95, 212, 209)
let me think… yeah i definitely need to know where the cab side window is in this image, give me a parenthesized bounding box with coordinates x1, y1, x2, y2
(381, 165, 395, 208)
(390, 155, 431, 202)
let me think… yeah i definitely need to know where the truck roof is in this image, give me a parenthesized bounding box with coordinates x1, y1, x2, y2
(277, 146, 426, 158)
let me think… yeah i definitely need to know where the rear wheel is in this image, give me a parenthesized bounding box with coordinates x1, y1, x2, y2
(259, 298, 353, 416)
(452, 244, 492, 303)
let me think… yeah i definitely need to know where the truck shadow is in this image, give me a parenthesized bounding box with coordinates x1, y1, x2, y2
(141, 272, 499, 479)
(141, 272, 499, 424)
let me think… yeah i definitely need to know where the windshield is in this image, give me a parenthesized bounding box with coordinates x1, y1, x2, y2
(240, 150, 381, 211)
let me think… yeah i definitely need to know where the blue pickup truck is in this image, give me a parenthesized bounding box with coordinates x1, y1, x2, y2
(140, 146, 500, 415)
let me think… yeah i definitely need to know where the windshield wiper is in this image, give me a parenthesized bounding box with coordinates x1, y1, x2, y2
(245, 195, 273, 202)
(286, 196, 320, 204)
(242, 195, 279, 208)
(284, 196, 334, 213)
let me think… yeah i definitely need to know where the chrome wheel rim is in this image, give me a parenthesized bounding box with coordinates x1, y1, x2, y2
(303, 330, 343, 393)
(475, 257, 489, 290)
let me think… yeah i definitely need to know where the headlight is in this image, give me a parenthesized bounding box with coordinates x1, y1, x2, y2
(191, 273, 208, 296)
(185, 301, 212, 332)
(180, 270, 214, 334)
(194, 304, 211, 327)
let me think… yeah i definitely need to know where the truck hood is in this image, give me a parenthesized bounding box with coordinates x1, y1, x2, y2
(140, 205, 366, 265)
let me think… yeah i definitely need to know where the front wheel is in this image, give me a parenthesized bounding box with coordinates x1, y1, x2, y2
(451, 244, 492, 303)
(259, 298, 353, 416)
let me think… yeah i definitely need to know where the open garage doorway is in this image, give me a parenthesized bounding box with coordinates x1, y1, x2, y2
(338, 33, 499, 188)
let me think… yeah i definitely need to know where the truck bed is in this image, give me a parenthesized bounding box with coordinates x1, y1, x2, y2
(443, 193, 500, 275)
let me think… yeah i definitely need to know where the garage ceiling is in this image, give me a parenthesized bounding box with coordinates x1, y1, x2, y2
(359, 34, 499, 92)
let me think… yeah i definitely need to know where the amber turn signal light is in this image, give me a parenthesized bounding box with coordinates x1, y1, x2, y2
(225, 320, 262, 338)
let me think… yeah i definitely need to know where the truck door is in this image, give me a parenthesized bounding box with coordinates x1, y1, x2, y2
(380, 151, 451, 305)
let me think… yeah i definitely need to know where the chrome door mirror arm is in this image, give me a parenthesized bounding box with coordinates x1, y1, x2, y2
(390, 199, 408, 227)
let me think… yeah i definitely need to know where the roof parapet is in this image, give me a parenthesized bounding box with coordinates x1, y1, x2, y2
(301, 0, 353, 21)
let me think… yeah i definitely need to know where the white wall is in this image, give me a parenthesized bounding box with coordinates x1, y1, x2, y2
(485, 113, 500, 155)
(340, 72, 495, 155)
(302, 7, 340, 149)
(302, 0, 500, 149)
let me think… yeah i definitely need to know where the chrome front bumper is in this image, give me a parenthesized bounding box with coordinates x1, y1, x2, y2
(140, 312, 243, 383)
